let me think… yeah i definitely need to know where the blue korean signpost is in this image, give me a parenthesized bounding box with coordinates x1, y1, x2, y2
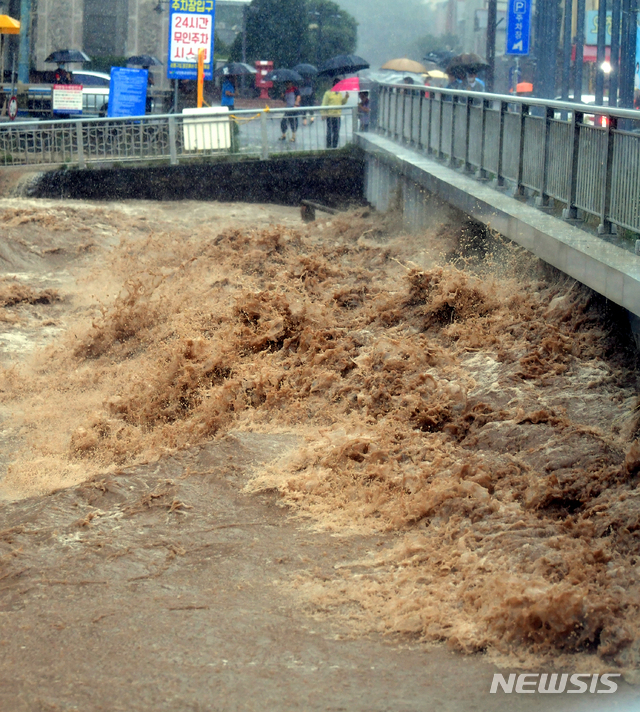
(108, 67, 148, 118)
(506, 0, 532, 56)
(168, 0, 216, 80)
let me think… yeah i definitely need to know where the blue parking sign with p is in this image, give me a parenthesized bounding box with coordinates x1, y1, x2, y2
(506, 0, 531, 55)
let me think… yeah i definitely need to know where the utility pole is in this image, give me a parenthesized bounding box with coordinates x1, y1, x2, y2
(595, 0, 607, 105)
(18, 0, 31, 83)
(575, 0, 586, 101)
(486, 0, 497, 92)
(534, 0, 557, 98)
(610, 0, 621, 105)
(619, 0, 638, 109)
(561, 0, 573, 100)
(241, 4, 248, 95)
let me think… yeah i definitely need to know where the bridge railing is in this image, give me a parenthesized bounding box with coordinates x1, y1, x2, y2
(0, 104, 356, 169)
(373, 83, 640, 236)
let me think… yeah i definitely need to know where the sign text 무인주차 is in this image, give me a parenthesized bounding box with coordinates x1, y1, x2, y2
(168, 0, 216, 80)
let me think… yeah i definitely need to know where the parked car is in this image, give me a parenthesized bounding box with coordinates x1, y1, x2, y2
(71, 70, 110, 116)
(554, 94, 610, 126)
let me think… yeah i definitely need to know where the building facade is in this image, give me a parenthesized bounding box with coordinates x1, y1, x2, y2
(17, 0, 248, 89)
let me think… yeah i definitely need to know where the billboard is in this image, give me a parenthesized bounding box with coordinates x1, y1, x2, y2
(108, 67, 148, 118)
(168, 0, 216, 80)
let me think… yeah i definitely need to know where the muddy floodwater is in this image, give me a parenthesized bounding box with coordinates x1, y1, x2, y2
(0, 195, 639, 711)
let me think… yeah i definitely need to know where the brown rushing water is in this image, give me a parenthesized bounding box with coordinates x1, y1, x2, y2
(0, 196, 639, 680)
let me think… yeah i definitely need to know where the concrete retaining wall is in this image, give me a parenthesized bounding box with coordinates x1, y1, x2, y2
(26, 152, 366, 208)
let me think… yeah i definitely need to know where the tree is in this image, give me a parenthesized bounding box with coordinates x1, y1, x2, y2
(410, 34, 461, 62)
(230, 0, 357, 68)
(306, 0, 357, 66)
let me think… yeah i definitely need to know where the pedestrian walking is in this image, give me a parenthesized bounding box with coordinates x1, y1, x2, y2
(321, 82, 348, 149)
(466, 72, 485, 92)
(358, 91, 370, 132)
(221, 75, 235, 110)
(279, 81, 301, 142)
(220, 76, 239, 150)
(300, 78, 316, 125)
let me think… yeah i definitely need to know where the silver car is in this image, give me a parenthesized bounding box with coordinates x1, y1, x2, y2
(71, 70, 110, 116)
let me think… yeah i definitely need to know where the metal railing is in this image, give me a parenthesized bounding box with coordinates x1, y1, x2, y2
(0, 104, 357, 169)
(374, 84, 640, 235)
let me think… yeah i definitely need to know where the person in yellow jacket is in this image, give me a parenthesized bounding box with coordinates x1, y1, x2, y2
(321, 82, 349, 148)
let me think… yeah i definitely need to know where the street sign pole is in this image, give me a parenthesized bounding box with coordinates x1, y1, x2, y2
(197, 48, 204, 108)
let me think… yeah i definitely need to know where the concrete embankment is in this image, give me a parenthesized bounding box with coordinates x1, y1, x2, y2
(7, 151, 366, 207)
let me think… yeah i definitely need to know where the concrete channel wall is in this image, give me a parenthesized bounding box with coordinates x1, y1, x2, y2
(359, 132, 640, 324)
(25, 152, 366, 206)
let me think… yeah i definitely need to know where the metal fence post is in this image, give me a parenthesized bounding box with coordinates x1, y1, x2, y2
(536, 105, 554, 207)
(464, 95, 473, 172)
(477, 98, 489, 180)
(598, 115, 617, 234)
(426, 91, 433, 154)
(514, 103, 529, 196)
(168, 115, 178, 165)
(260, 110, 269, 159)
(416, 90, 423, 147)
(437, 93, 445, 160)
(75, 121, 85, 169)
(562, 109, 583, 220)
(385, 87, 390, 136)
(448, 95, 457, 167)
(494, 101, 507, 186)
(401, 89, 407, 142)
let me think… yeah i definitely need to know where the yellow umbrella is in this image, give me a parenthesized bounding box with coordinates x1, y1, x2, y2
(0, 15, 20, 34)
(0, 15, 20, 90)
(425, 69, 447, 79)
(380, 58, 428, 74)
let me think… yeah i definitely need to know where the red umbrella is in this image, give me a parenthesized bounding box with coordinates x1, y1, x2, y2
(332, 76, 360, 91)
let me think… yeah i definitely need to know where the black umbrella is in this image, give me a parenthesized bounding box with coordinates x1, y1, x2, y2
(212, 62, 256, 78)
(446, 53, 489, 75)
(127, 54, 162, 66)
(44, 49, 91, 64)
(264, 68, 303, 83)
(424, 51, 456, 70)
(317, 54, 369, 77)
(292, 63, 318, 76)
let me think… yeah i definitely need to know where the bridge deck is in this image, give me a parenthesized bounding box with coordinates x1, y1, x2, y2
(358, 131, 640, 319)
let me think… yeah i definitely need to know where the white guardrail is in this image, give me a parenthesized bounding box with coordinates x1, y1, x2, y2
(0, 105, 358, 168)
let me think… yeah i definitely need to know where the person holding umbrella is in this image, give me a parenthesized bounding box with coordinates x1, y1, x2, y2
(54, 64, 72, 84)
(219, 74, 238, 150)
(221, 75, 235, 110)
(466, 71, 485, 92)
(293, 64, 318, 126)
(321, 78, 349, 149)
(279, 80, 301, 142)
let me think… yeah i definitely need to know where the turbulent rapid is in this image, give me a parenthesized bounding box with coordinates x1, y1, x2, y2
(0, 196, 639, 679)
